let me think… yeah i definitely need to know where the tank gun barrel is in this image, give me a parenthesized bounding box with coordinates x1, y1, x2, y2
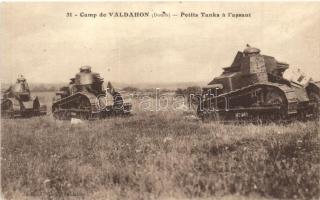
(276, 61, 289, 71)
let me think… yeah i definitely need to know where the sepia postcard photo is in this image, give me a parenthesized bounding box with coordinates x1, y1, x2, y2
(0, 2, 320, 200)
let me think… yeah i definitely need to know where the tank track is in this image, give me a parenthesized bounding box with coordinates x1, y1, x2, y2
(52, 92, 98, 120)
(52, 92, 132, 120)
(197, 82, 310, 122)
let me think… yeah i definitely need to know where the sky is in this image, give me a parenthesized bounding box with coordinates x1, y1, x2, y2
(1, 2, 320, 84)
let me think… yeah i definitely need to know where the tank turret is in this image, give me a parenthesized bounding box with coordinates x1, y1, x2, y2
(243, 44, 260, 55)
(71, 66, 105, 96)
(4, 75, 31, 100)
(210, 45, 291, 93)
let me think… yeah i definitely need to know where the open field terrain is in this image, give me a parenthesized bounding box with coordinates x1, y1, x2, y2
(1, 92, 320, 200)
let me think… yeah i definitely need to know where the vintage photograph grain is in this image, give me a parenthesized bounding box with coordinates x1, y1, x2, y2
(1, 2, 320, 200)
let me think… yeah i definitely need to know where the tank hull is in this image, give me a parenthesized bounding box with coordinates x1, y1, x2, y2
(197, 83, 319, 122)
(1, 97, 47, 118)
(52, 92, 132, 120)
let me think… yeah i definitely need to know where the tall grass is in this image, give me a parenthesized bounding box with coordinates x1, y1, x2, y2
(1, 110, 319, 199)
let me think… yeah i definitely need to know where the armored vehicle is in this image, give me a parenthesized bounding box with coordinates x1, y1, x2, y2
(1, 76, 47, 118)
(197, 45, 320, 121)
(52, 66, 132, 120)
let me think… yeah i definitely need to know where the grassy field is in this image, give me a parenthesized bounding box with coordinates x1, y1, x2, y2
(1, 92, 320, 200)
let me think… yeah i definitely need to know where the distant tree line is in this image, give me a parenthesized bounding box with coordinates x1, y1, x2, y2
(121, 87, 174, 93)
(2, 83, 200, 95)
(175, 86, 202, 97)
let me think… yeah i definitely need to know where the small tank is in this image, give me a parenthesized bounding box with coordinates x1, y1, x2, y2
(197, 45, 320, 121)
(1, 76, 47, 118)
(52, 66, 132, 120)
